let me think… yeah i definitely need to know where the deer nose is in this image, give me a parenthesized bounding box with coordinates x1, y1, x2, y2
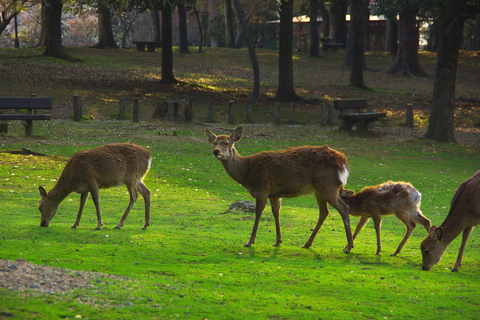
(213, 150, 220, 156)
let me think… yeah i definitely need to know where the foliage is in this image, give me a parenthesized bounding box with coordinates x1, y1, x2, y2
(0, 121, 480, 319)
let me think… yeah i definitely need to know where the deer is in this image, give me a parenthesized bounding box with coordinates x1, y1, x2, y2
(38, 142, 152, 230)
(205, 126, 354, 252)
(339, 181, 431, 256)
(421, 170, 480, 272)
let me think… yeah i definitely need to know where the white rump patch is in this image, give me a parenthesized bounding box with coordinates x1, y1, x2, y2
(338, 165, 349, 186)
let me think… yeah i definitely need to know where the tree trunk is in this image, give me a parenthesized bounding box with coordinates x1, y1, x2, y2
(232, 0, 259, 103)
(385, 17, 398, 55)
(225, 0, 235, 48)
(350, 0, 368, 89)
(363, 1, 370, 51)
(43, 0, 66, 58)
(93, 4, 118, 49)
(388, 2, 426, 76)
(319, 0, 330, 38)
(276, 0, 300, 101)
(160, 4, 176, 83)
(330, 0, 348, 48)
(150, 9, 162, 47)
(192, 1, 203, 53)
(36, 3, 47, 46)
(424, 1, 476, 142)
(178, 4, 190, 53)
(309, 0, 319, 56)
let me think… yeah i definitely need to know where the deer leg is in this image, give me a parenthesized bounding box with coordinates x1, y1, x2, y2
(245, 195, 267, 247)
(332, 197, 353, 253)
(391, 213, 415, 256)
(452, 226, 474, 272)
(302, 197, 329, 249)
(412, 209, 431, 232)
(115, 183, 138, 229)
(344, 216, 370, 252)
(270, 197, 282, 247)
(72, 192, 89, 228)
(89, 185, 103, 230)
(371, 214, 383, 255)
(137, 181, 151, 230)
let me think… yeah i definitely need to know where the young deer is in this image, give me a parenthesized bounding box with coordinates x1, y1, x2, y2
(205, 126, 354, 252)
(421, 171, 480, 272)
(339, 181, 431, 256)
(38, 142, 152, 230)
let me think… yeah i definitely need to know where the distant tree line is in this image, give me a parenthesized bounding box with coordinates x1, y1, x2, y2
(0, 0, 479, 142)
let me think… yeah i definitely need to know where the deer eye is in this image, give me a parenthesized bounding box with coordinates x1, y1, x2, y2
(425, 250, 430, 255)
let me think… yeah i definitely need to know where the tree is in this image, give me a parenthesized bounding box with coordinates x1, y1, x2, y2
(424, 0, 480, 142)
(349, 0, 368, 89)
(43, 0, 68, 58)
(389, 2, 425, 76)
(308, 0, 319, 56)
(93, 3, 118, 48)
(160, 1, 176, 83)
(276, 0, 300, 101)
(178, 3, 190, 53)
(232, 0, 259, 103)
(224, 0, 235, 48)
(330, 0, 347, 47)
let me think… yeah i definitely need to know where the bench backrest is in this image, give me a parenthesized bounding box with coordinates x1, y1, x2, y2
(0, 97, 52, 110)
(333, 99, 368, 114)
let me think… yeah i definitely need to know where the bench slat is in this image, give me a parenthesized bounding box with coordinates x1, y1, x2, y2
(0, 97, 52, 109)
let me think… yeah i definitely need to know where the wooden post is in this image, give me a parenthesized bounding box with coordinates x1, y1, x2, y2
(73, 95, 82, 121)
(274, 102, 280, 124)
(133, 96, 140, 122)
(246, 103, 252, 123)
(320, 104, 326, 125)
(207, 102, 214, 122)
(289, 102, 295, 124)
(327, 103, 334, 125)
(406, 104, 414, 128)
(119, 98, 126, 120)
(184, 99, 193, 122)
(228, 100, 235, 124)
(173, 101, 179, 122)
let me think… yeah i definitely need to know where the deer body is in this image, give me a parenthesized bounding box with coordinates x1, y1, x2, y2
(340, 181, 431, 256)
(205, 127, 353, 252)
(421, 171, 480, 271)
(39, 142, 152, 230)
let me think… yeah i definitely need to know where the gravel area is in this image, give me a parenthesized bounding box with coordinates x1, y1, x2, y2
(0, 258, 124, 295)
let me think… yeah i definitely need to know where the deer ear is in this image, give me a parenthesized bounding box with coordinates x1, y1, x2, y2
(231, 127, 243, 142)
(432, 227, 443, 241)
(205, 129, 217, 143)
(39, 186, 47, 199)
(340, 189, 355, 197)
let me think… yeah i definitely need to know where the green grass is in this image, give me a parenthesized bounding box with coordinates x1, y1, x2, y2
(1, 120, 480, 319)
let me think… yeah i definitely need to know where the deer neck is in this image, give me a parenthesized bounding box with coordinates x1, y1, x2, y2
(48, 178, 74, 203)
(439, 215, 468, 246)
(221, 148, 248, 185)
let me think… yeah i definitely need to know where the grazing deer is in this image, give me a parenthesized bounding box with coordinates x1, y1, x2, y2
(38, 142, 152, 230)
(421, 171, 480, 272)
(339, 181, 431, 256)
(205, 126, 354, 252)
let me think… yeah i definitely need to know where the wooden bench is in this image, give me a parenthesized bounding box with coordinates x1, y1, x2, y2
(0, 97, 52, 136)
(333, 99, 386, 131)
(132, 41, 160, 52)
(321, 38, 344, 51)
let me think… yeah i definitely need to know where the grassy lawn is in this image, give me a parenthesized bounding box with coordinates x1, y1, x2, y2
(0, 47, 479, 319)
(1, 120, 479, 319)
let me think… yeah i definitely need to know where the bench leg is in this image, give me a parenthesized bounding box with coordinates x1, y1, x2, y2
(357, 119, 377, 131)
(339, 120, 354, 131)
(136, 44, 146, 51)
(146, 43, 156, 52)
(22, 120, 33, 136)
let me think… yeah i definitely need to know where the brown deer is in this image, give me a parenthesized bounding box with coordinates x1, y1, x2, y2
(205, 126, 354, 252)
(339, 181, 431, 256)
(38, 142, 152, 230)
(421, 171, 480, 272)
